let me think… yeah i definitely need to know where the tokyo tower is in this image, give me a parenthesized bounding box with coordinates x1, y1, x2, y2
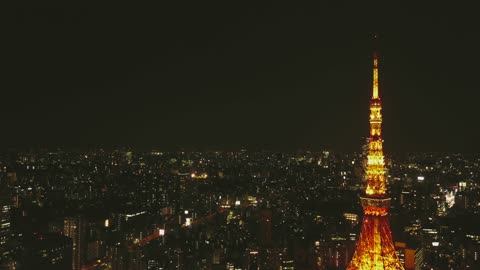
(347, 47, 404, 269)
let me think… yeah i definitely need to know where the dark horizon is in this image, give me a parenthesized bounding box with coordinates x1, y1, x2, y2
(5, 3, 480, 153)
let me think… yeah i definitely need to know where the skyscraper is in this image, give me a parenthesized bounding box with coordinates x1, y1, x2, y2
(347, 48, 404, 269)
(64, 216, 85, 270)
(0, 193, 12, 269)
(0, 195, 11, 246)
(21, 233, 73, 270)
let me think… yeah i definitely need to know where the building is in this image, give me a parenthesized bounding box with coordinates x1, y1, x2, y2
(246, 248, 259, 270)
(0, 195, 11, 246)
(107, 243, 126, 270)
(64, 216, 85, 270)
(127, 246, 144, 270)
(395, 242, 424, 270)
(314, 240, 355, 269)
(21, 233, 73, 270)
(347, 44, 404, 269)
(0, 192, 13, 269)
(87, 240, 105, 263)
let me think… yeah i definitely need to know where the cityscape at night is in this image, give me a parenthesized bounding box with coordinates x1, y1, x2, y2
(4, 2, 480, 270)
(1, 149, 480, 269)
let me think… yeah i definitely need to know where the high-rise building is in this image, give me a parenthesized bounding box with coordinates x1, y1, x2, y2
(127, 246, 144, 270)
(107, 243, 125, 270)
(64, 216, 85, 270)
(6, 172, 16, 187)
(259, 209, 272, 247)
(347, 44, 404, 269)
(21, 233, 73, 270)
(0, 195, 11, 246)
(395, 242, 424, 270)
(87, 240, 105, 263)
(147, 259, 161, 270)
(314, 240, 355, 269)
(246, 248, 259, 270)
(0, 194, 12, 269)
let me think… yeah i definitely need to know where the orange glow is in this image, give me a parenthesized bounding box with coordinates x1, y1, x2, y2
(372, 57, 379, 99)
(363, 206, 388, 216)
(191, 173, 208, 179)
(365, 53, 386, 196)
(347, 213, 403, 269)
(347, 51, 404, 269)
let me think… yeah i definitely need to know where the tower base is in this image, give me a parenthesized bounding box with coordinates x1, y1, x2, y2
(347, 197, 404, 270)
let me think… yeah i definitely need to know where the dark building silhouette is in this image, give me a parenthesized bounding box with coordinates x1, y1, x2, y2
(21, 233, 72, 270)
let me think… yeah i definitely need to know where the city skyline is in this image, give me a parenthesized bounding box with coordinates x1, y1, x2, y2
(5, 3, 480, 152)
(3, 3, 480, 270)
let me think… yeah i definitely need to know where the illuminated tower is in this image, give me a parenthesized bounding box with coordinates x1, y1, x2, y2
(347, 49, 404, 269)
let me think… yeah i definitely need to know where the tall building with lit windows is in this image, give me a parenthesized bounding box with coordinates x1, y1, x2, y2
(0, 195, 11, 246)
(347, 46, 404, 269)
(0, 194, 12, 269)
(64, 216, 85, 270)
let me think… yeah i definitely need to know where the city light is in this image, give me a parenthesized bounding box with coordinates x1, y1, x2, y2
(3, 21, 475, 270)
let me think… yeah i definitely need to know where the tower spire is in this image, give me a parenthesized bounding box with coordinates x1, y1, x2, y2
(372, 34, 379, 99)
(372, 50, 379, 99)
(365, 47, 385, 197)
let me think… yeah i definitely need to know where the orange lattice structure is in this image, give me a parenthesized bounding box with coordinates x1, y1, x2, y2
(347, 48, 404, 270)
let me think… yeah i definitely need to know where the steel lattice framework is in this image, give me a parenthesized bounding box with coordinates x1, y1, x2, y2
(347, 50, 404, 270)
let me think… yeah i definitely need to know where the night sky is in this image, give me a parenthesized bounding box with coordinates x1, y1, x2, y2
(4, 3, 480, 152)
